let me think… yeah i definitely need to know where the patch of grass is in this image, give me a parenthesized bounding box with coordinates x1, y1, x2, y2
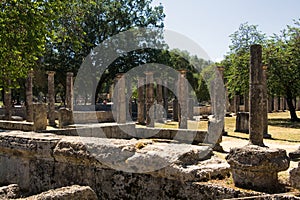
(155, 121, 178, 129)
(225, 112, 300, 142)
(152, 111, 300, 142)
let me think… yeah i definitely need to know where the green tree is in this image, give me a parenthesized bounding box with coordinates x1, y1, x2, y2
(222, 22, 266, 97)
(164, 49, 211, 103)
(44, 0, 165, 104)
(0, 0, 71, 88)
(265, 20, 300, 121)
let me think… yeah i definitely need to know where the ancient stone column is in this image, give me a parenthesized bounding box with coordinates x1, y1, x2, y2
(273, 96, 279, 112)
(113, 75, 120, 121)
(268, 96, 273, 113)
(145, 72, 154, 127)
(163, 80, 168, 119)
(137, 77, 145, 124)
(117, 74, 126, 124)
(228, 98, 235, 113)
(178, 70, 188, 129)
(3, 79, 12, 120)
(262, 66, 269, 136)
(47, 71, 56, 126)
(234, 95, 240, 114)
(66, 72, 74, 111)
(284, 98, 288, 110)
(249, 45, 264, 146)
(226, 44, 290, 193)
(109, 84, 114, 102)
(210, 79, 216, 115)
(187, 97, 194, 120)
(244, 93, 249, 112)
(156, 78, 164, 123)
(218, 66, 230, 114)
(126, 77, 132, 120)
(280, 97, 285, 111)
(173, 98, 179, 122)
(217, 66, 227, 135)
(25, 70, 33, 122)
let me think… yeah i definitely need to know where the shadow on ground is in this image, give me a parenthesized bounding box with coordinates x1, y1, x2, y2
(268, 118, 300, 129)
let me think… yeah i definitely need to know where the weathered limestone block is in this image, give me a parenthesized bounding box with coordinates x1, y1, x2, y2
(76, 137, 215, 174)
(33, 103, 47, 131)
(150, 155, 230, 182)
(235, 112, 249, 133)
(58, 108, 74, 128)
(226, 145, 290, 193)
(290, 162, 300, 189)
(21, 185, 97, 200)
(0, 131, 235, 199)
(0, 120, 34, 131)
(0, 132, 60, 194)
(0, 184, 20, 199)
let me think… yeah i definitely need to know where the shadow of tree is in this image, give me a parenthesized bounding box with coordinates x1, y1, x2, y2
(268, 118, 300, 129)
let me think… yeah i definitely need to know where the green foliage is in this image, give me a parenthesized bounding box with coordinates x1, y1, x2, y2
(193, 74, 210, 103)
(265, 23, 300, 98)
(222, 22, 266, 97)
(165, 49, 212, 103)
(265, 20, 300, 121)
(43, 0, 165, 102)
(0, 0, 69, 88)
(221, 20, 300, 121)
(98, 46, 212, 103)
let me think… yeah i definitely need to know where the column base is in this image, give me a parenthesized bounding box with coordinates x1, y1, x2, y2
(226, 145, 290, 193)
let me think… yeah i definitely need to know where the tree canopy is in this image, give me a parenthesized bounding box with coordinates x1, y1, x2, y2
(0, 0, 72, 89)
(265, 21, 300, 121)
(42, 0, 165, 103)
(222, 20, 300, 121)
(221, 22, 266, 97)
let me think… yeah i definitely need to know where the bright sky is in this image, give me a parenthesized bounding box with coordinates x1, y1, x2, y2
(152, 0, 300, 62)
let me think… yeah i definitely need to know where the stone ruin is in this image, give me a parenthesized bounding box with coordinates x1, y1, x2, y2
(0, 47, 300, 199)
(0, 131, 234, 199)
(226, 45, 290, 193)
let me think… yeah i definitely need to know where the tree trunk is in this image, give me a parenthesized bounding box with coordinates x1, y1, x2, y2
(286, 88, 299, 122)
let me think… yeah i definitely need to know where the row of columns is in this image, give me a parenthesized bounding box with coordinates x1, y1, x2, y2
(23, 71, 74, 126)
(114, 70, 189, 128)
(230, 95, 299, 113)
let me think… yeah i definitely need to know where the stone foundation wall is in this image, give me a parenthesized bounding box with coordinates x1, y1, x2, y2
(0, 120, 34, 131)
(73, 111, 114, 123)
(0, 107, 26, 119)
(0, 131, 260, 199)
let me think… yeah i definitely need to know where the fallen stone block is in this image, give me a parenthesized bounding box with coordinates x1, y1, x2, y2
(226, 145, 290, 193)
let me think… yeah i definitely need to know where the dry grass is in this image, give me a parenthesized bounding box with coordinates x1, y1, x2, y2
(225, 111, 300, 142)
(155, 111, 300, 142)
